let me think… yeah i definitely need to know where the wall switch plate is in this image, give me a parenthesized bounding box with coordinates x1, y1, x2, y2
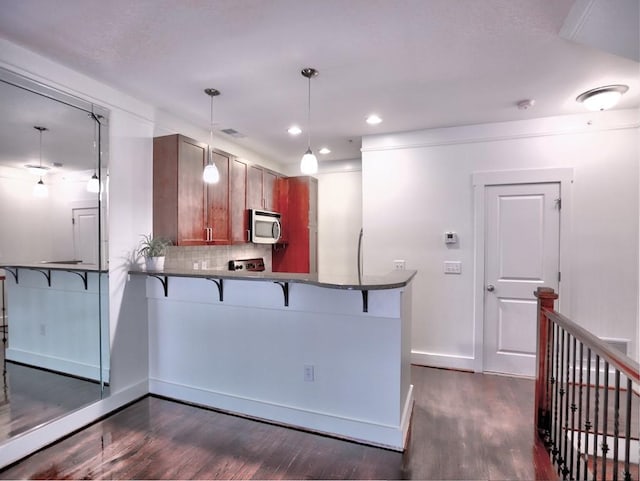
(304, 365, 315, 382)
(393, 260, 406, 270)
(444, 261, 462, 274)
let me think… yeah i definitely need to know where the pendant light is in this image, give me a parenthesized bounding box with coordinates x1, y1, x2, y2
(87, 113, 100, 193)
(300, 67, 319, 175)
(202, 88, 220, 184)
(33, 126, 48, 198)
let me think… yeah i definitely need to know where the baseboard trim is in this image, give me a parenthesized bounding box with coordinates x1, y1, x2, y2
(5, 348, 109, 382)
(149, 378, 410, 451)
(0, 379, 148, 468)
(411, 350, 476, 372)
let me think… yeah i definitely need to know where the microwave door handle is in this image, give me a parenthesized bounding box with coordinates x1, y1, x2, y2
(272, 221, 281, 242)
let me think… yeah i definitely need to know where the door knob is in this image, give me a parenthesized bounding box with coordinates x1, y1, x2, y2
(486, 284, 495, 292)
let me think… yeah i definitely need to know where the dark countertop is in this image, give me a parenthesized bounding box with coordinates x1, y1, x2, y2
(129, 267, 417, 291)
(0, 262, 107, 273)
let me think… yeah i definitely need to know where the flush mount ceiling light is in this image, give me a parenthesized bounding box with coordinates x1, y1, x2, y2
(319, 147, 331, 155)
(576, 84, 629, 111)
(287, 125, 302, 136)
(202, 88, 221, 184)
(366, 114, 382, 125)
(300, 67, 319, 175)
(32, 126, 49, 198)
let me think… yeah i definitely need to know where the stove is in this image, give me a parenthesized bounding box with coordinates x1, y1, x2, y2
(228, 258, 265, 272)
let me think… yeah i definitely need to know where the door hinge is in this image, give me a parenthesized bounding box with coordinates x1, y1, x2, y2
(555, 198, 562, 210)
(558, 271, 561, 282)
(72, 217, 75, 225)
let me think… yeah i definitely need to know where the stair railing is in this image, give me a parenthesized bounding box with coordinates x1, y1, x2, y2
(535, 287, 639, 481)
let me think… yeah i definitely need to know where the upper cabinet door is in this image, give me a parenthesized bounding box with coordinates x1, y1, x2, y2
(177, 137, 208, 245)
(230, 158, 248, 243)
(247, 165, 263, 210)
(263, 170, 278, 212)
(206, 150, 231, 244)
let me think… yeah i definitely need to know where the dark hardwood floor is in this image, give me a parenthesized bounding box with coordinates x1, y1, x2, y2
(1, 346, 105, 442)
(0, 366, 557, 480)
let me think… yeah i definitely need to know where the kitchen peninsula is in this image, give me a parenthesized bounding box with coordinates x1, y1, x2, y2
(130, 267, 416, 450)
(1, 263, 109, 382)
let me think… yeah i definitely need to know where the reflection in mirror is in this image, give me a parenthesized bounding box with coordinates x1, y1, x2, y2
(0, 68, 110, 443)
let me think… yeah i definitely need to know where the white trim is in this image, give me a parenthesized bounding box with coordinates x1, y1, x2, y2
(6, 348, 108, 382)
(472, 168, 574, 373)
(149, 378, 412, 451)
(0, 380, 148, 468)
(411, 350, 476, 372)
(361, 110, 640, 153)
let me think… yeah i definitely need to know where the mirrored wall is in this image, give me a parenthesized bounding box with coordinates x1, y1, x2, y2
(0, 67, 109, 444)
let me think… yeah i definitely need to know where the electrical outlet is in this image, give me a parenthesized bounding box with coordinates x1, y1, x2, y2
(444, 261, 462, 274)
(393, 259, 406, 270)
(39, 324, 46, 336)
(304, 365, 315, 382)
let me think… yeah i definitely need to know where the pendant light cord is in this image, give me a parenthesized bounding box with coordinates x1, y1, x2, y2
(307, 74, 312, 149)
(209, 94, 214, 163)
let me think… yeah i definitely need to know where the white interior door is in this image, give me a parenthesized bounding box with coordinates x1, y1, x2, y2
(483, 183, 560, 376)
(72, 207, 99, 265)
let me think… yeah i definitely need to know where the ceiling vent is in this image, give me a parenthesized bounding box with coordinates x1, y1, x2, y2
(220, 128, 246, 139)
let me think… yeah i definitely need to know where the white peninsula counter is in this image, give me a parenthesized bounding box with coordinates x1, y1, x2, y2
(130, 267, 416, 450)
(1, 263, 109, 382)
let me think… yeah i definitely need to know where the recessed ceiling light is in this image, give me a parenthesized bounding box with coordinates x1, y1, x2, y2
(366, 114, 382, 125)
(576, 84, 628, 111)
(287, 125, 302, 136)
(319, 147, 331, 155)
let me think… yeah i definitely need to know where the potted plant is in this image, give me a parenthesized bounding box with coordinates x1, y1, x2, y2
(138, 234, 171, 271)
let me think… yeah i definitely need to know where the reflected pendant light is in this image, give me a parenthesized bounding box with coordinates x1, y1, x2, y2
(203, 88, 221, 184)
(33, 126, 49, 198)
(300, 68, 319, 175)
(576, 84, 629, 111)
(87, 113, 100, 193)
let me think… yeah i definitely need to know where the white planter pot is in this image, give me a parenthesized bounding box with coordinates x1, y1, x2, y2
(145, 256, 165, 271)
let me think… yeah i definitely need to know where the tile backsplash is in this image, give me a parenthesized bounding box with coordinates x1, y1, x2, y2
(164, 244, 273, 272)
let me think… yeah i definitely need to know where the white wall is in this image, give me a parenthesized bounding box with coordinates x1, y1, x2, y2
(362, 110, 639, 370)
(317, 169, 363, 276)
(0, 169, 98, 264)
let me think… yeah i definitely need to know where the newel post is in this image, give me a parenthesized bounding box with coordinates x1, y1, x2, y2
(534, 286, 558, 441)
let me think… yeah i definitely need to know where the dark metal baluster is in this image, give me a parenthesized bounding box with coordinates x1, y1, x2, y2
(577, 342, 584, 481)
(584, 349, 592, 481)
(593, 355, 600, 481)
(601, 363, 609, 481)
(545, 312, 554, 446)
(558, 328, 566, 476)
(569, 335, 577, 479)
(612, 370, 620, 481)
(623, 378, 632, 481)
(553, 323, 561, 465)
(563, 331, 571, 479)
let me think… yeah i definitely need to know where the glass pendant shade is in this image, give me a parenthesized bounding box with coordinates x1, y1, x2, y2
(300, 148, 318, 175)
(203, 161, 220, 184)
(33, 178, 48, 198)
(87, 173, 100, 193)
(203, 88, 221, 184)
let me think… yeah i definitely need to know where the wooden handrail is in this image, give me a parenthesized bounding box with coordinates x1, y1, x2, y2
(542, 307, 639, 383)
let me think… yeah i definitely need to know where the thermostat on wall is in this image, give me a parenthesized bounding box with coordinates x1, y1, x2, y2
(444, 231, 458, 244)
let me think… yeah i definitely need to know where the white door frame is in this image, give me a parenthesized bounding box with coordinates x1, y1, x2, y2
(472, 168, 574, 373)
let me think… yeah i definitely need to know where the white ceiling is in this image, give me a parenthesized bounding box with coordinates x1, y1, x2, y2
(0, 0, 638, 167)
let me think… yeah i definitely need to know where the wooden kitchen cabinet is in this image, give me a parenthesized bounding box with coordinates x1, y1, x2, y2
(153, 134, 231, 246)
(272, 176, 318, 274)
(230, 157, 248, 243)
(247, 165, 280, 212)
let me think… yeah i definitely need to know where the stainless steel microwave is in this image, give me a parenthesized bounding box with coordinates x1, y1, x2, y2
(249, 209, 282, 244)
